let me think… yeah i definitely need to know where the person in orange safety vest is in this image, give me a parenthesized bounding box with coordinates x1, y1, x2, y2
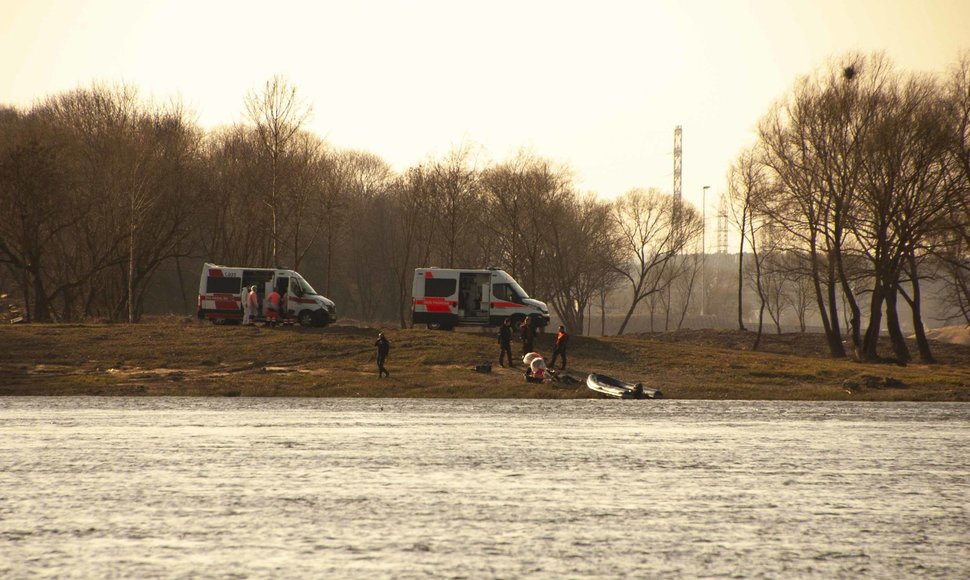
(549, 325, 569, 370)
(265, 288, 281, 326)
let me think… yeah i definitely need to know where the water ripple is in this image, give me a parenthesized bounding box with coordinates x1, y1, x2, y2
(1, 398, 968, 578)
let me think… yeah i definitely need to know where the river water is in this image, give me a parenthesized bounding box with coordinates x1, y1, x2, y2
(1, 398, 968, 578)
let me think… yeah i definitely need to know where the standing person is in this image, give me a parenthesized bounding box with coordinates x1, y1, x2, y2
(243, 286, 259, 325)
(265, 287, 281, 327)
(375, 331, 391, 378)
(549, 325, 569, 370)
(498, 318, 514, 367)
(520, 318, 534, 356)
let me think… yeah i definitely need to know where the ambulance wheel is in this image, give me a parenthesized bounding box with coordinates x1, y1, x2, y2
(298, 311, 315, 328)
(427, 322, 454, 331)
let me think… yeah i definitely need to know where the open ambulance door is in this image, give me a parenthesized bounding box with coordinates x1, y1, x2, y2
(458, 272, 491, 323)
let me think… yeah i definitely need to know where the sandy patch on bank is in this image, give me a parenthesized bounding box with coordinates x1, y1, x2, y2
(922, 325, 970, 346)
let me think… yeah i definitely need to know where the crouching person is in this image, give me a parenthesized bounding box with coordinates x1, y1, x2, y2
(522, 352, 547, 383)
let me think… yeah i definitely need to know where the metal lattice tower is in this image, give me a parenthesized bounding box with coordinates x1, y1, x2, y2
(717, 192, 729, 254)
(673, 126, 682, 202)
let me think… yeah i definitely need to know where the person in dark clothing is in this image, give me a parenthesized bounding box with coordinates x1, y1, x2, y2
(549, 325, 569, 370)
(498, 318, 514, 367)
(375, 331, 390, 378)
(519, 318, 534, 356)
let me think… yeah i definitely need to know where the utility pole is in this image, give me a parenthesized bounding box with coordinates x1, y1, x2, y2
(673, 126, 682, 203)
(701, 185, 709, 316)
(717, 192, 729, 254)
(702, 185, 709, 255)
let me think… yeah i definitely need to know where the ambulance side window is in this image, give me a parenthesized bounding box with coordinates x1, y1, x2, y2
(425, 279, 456, 298)
(493, 283, 523, 304)
(207, 276, 241, 294)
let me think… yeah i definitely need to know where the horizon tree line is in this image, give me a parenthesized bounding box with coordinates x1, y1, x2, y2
(2, 51, 969, 366)
(0, 76, 699, 337)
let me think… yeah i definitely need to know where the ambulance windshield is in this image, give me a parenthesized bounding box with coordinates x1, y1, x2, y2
(295, 276, 318, 296)
(494, 280, 530, 302)
(509, 280, 530, 299)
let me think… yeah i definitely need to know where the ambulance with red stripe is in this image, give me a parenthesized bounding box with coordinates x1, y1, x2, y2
(197, 263, 336, 327)
(412, 267, 550, 330)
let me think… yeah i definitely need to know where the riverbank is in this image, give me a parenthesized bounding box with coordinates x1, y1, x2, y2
(1, 317, 968, 400)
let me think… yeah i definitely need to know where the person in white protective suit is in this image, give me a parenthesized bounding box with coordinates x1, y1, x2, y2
(522, 352, 547, 383)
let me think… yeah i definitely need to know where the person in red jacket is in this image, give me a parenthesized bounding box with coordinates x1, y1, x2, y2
(549, 325, 569, 370)
(265, 288, 281, 327)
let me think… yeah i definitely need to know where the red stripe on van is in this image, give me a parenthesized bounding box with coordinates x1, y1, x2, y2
(415, 298, 455, 305)
(414, 298, 455, 313)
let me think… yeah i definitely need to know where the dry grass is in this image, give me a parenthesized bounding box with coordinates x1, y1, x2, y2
(1, 317, 968, 400)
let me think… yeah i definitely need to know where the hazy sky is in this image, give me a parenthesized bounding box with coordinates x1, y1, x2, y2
(3, 0, 969, 221)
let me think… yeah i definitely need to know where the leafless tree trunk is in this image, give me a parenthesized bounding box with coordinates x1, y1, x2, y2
(899, 253, 936, 363)
(611, 188, 702, 335)
(0, 123, 76, 322)
(747, 214, 769, 350)
(936, 52, 970, 324)
(756, 54, 891, 357)
(543, 193, 619, 334)
(671, 254, 701, 330)
(430, 143, 482, 269)
(481, 153, 570, 301)
(244, 75, 311, 266)
(390, 167, 437, 327)
(728, 147, 767, 331)
(854, 70, 952, 362)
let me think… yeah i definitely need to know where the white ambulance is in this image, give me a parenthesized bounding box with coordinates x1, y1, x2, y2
(411, 267, 550, 330)
(197, 263, 336, 327)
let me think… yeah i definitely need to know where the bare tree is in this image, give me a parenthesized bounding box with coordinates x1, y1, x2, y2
(543, 192, 619, 334)
(611, 188, 703, 335)
(481, 156, 529, 278)
(389, 166, 438, 327)
(481, 152, 572, 301)
(0, 110, 77, 321)
(0, 84, 202, 322)
(758, 54, 891, 357)
(337, 151, 395, 320)
(854, 72, 953, 363)
(281, 131, 326, 271)
(429, 143, 483, 268)
(936, 52, 970, 325)
(594, 271, 624, 335)
(727, 146, 768, 331)
(244, 75, 311, 266)
(197, 125, 268, 264)
(121, 99, 199, 322)
(759, 238, 791, 335)
(744, 212, 772, 349)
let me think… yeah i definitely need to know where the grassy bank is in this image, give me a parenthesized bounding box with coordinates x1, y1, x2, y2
(1, 317, 968, 400)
